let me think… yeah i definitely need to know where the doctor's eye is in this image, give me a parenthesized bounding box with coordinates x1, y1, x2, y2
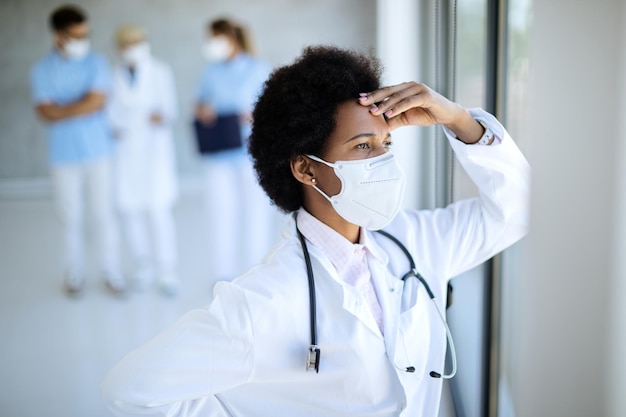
(382, 133, 393, 149)
(356, 142, 371, 150)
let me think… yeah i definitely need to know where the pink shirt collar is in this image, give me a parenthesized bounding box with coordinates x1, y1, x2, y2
(295, 208, 387, 273)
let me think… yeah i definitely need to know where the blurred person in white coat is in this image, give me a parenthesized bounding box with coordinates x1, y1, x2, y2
(108, 25, 180, 296)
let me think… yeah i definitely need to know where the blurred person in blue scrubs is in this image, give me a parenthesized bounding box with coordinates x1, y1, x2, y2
(109, 25, 180, 296)
(195, 18, 276, 279)
(30, 4, 125, 296)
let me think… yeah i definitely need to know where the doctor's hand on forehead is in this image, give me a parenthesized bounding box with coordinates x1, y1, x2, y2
(358, 82, 485, 145)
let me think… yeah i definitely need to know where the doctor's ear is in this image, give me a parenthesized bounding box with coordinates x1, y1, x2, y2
(290, 155, 316, 185)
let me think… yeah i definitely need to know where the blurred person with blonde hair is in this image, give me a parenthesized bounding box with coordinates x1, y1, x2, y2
(195, 17, 276, 280)
(108, 24, 180, 296)
(30, 4, 125, 296)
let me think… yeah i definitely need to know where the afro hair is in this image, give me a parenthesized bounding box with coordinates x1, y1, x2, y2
(248, 45, 382, 213)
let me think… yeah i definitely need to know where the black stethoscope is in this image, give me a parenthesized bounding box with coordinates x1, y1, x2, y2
(296, 226, 457, 379)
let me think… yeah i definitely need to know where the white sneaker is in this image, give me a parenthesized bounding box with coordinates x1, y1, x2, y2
(133, 264, 154, 291)
(63, 272, 85, 297)
(104, 272, 127, 297)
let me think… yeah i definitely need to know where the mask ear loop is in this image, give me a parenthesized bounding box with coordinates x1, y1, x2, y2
(311, 184, 333, 204)
(306, 155, 336, 204)
(306, 154, 334, 167)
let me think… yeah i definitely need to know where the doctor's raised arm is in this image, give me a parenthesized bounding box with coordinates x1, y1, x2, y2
(356, 81, 529, 277)
(102, 45, 529, 417)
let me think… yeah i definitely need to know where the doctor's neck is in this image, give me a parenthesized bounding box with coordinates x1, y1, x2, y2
(303, 202, 361, 243)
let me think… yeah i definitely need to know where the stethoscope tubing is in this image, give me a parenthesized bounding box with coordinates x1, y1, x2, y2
(296, 225, 457, 379)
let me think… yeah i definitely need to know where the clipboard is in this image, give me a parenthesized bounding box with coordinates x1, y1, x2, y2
(193, 114, 242, 154)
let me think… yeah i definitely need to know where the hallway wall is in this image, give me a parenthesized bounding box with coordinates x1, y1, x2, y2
(0, 0, 376, 181)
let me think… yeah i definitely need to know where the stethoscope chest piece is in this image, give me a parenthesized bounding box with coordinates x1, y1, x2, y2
(306, 345, 321, 373)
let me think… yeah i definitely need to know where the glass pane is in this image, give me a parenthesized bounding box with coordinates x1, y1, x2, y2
(455, 0, 488, 109)
(504, 0, 532, 155)
(499, 0, 532, 416)
(445, 2, 489, 417)
(453, 0, 487, 201)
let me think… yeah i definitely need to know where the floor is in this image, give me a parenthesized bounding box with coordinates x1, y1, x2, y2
(0, 184, 479, 417)
(0, 186, 286, 417)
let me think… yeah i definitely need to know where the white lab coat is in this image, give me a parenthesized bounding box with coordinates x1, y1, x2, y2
(101, 109, 530, 417)
(108, 57, 178, 212)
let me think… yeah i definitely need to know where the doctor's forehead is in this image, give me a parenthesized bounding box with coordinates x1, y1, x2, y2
(329, 100, 389, 142)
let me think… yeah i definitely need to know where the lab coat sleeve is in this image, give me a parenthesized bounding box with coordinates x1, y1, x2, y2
(429, 108, 530, 279)
(106, 69, 125, 133)
(101, 281, 255, 417)
(158, 62, 178, 126)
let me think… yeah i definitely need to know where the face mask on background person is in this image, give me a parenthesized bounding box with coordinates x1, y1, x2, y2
(121, 42, 151, 66)
(202, 36, 233, 62)
(307, 152, 406, 230)
(64, 37, 90, 60)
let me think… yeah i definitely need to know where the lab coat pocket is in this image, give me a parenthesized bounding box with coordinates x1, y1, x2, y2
(394, 290, 431, 379)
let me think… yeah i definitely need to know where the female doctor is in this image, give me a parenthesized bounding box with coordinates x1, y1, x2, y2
(101, 46, 530, 416)
(196, 18, 276, 279)
(108, 25, 179, 295)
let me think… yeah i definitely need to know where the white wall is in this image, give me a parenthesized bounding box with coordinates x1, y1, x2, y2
(0, 0, 376, 181)
(513, 1, 626, 416)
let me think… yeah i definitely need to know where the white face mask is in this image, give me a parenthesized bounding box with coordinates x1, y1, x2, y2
(203, 36, 233, 62)
(64, 38, 90, 60)
(307, 152, 406, 230)
(121, 42, 151, 65)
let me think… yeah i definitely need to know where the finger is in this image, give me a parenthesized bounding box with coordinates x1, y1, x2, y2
(358, 82, 418, 106)
(384, 113, 407, 131)
(366, 83, 430, 118)
(358, 81, 425, 108)
(379, 91, 434, 120)
(365, 86, 431, 123)
(385, 108, 433, 131)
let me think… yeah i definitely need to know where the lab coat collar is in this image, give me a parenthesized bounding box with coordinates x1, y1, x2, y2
(287, 212, 404, 345)
(287, 212, 387, 339)
(361, 229, 389, 266)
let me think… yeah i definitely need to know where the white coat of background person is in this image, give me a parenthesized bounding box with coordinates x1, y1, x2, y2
(195, 17, 279, 281)
(108, 25, 180, 296)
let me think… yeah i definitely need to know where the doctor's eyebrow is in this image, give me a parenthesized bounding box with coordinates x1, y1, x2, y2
(344, 132, 391, 144)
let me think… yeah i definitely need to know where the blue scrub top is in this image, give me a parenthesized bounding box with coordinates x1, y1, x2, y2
(196, 53, 271, 159)
(30, 50, 113, 166)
